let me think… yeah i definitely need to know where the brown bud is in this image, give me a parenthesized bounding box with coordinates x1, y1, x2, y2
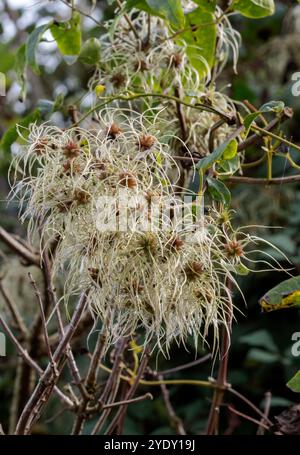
(110, 73, 126, 88)
(107, 123, 122, 139)
(33, 138, 48, 155)
(185, 261, 203, 280)
(171, 53, 183, 68)
(74, 189, 90, 205)
(119, 171, 137, 188)
(63, 141, 80, 159)
(138, 134, 156, 151)
(224, 240, 244, 257)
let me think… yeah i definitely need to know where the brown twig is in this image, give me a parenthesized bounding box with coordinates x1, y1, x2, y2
(90, 338, 128, 435)
(0, 227, 40, 266)
(28, 273, 55, 367)
(257, 391, 272, 435)
(206, 280, 233, 435)
(105, 349, 150, 435)
(158, 374, 186, 435)
(40, 239, 88, 400)
(90, 364, 123, 435)
(157, 354, 211, 376)
(228, 387, 273, 426)
(72, 328, 107, 435)
(102, 392, 153, 410)
(228, 405, 270, 431)
(225, 175, 300, 185)
(0, 315, 73, 409)
(116, 0, 139, 39)
(15, 292, 89, 434)
(0, 280, 28, 339)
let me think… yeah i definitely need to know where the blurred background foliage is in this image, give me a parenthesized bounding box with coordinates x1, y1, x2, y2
(0, 0, 300, 435)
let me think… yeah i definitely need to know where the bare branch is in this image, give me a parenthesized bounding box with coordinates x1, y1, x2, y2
(0, 279, 28, 338)
(0, 227, 40, 266)
(15, 292, 89, 434)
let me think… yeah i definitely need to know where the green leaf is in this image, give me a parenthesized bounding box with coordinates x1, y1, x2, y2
(240, 330, 278, 352)
(222, 139, 238, 160)
(193, 0, 216, 12)
(50, 12, 82, 56)
(182, 7, 217, 78)
(287, 370, 300, 393)
(125, 0, 184, 28)
(259, 100, 285, 113)
(79, 38, 101, 65)
(243, 100, 285, 137)
(15, 44, 27, 102)
(225, 262, 250, 276)
(145, 0, 184, 28)
(196, 127, 243, 171)
(26, 23, 50, 75)
(259, 276, 300, 309)
(246, 348, 279, 364)
(0, 44, 15, 73)
(219, 155, 240, 174)
(207, 177, 231, 206)
(243, 112, 260, 137)
(232, 0, 275, 19)
(0, 109, 41, 156)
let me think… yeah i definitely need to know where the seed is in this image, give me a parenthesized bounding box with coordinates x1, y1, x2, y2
(73, 189, 90, 204)
(134, 60, 148, 72)
(138, 134, 156, 150)
(185, 261, 203, 280)
(171, 53, 183, 68)
(170, 236, 184, 250)
(88, 267, 102, 286)
(57, 200, 72, 212)
(63, 141, 80, 158)
(110, 73, 125, 88)
(224, 240, 244, 257)
(119, 171, 137, 188)
(138, 233, 157, 256)
(62, 160, 82, 175)
(33, 138, 48, 155)
(107, 123, 122, 139)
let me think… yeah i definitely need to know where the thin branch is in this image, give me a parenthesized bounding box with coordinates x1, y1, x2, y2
(0, 280, 28, 338)
(40, 239, 88, 400)
(158, 374, 186, 435)
(252, 124, 300, 153)
(0, 227, 40, 266)
(15, 292, 89, 435)
(228, 405, 270, 431)
(225, 175, 300, 185)
(0, 315, 73, 409)
(102, 393, 153, 410)
(74, 93, 234, 126)
(228, 387, 273, 426)
(28, 273, 56, 368)
(116, 0, 139, 39)
(257, 391, 272, 435)
(90, 363, 123, 435)
(157, 354, 211, 376)
(206, 279, 232, 435)
(59, 0, 103, 27)
(105, 350, 150, 435)
(72, 328, 107, 435)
